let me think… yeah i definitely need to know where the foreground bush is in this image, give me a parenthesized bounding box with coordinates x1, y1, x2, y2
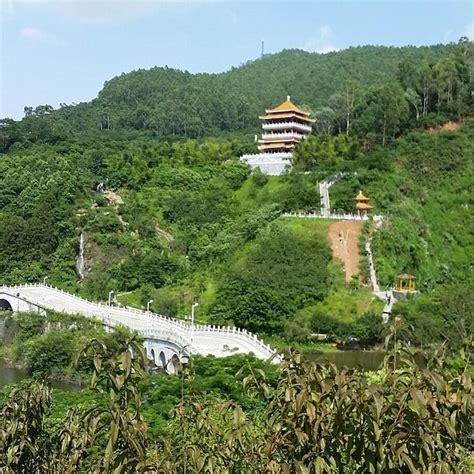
(0, 330, 472, 473)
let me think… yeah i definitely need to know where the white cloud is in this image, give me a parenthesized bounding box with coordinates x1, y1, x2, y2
(20, 26, 57, 43)
(319, 25, 332, 39)
(303, 24, 338, 54)
(464, 22, 474, 40)
(9, 0, 216, 25)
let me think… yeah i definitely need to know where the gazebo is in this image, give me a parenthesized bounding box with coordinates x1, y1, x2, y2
(395, 273, 416, 292)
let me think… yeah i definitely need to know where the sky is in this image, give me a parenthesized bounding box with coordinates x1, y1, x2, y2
(1, 0, 473, 119)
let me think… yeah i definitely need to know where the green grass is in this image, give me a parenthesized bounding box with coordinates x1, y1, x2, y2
(307, 287, 384, 324)
(261, 335, 339, 355)
(277, 216, 332, 239)
(116, 291, 142, 309)
(232, 175, 285, 209)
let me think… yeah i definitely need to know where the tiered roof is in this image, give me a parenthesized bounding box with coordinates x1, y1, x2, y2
(258, 141, 297, 150)
(259, 96, 315, 123)
(396, 273, 416, 280)
(355, 190, 373, 210)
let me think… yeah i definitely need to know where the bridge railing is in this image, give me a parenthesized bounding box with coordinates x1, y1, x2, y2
(282, 212, 385, 222)
(1, 284, 277, 359)
(282, 212, 370, 221)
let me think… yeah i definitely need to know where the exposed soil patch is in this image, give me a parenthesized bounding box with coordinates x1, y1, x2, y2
(329, 220, 363, 281)
(103, 189, 124, 207)
(427, 117, 473, 134)
(427, 121, 460, 133)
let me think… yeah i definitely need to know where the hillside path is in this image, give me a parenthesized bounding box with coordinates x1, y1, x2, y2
(328, 220, 363, 281)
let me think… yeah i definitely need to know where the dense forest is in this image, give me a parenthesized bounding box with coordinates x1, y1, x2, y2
(1, 40, 472, 147)
(0, 40, 473, 471)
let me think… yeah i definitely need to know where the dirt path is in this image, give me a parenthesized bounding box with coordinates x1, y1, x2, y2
(328, 220, 363, 281)
(155, 223, 174, 243)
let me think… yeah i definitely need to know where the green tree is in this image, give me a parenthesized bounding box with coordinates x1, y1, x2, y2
(231, 287, 291, 334)
(354, 82, 409, 146)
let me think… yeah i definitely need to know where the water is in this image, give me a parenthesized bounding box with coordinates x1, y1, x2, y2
(0, 359, 81, 391)
(306, 350, 386, 371)
(0, 314, 80, 392)
(76, 232, 86, 280)
(0, 359, 27, 389)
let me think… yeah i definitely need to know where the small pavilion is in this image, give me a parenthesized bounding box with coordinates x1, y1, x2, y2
(354, 190, 373, 216)
(395, 273, 416, 292)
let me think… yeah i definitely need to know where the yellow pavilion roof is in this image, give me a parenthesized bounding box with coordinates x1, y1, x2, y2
(266, 97, 310, 116)
(356, 202, 373, 210)
(396, 273, 416, 280)
(355, 190, 369, 201)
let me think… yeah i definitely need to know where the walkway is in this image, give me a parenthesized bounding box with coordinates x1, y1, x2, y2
(366, 221, 397, 321)
(0, 284, 277, 361)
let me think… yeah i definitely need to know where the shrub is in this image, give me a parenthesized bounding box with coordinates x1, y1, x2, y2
(21, 331, 75, 374)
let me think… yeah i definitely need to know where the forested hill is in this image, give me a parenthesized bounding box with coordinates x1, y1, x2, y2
(3, 41, 468, 144)
(0, 38, 472, 357)
(95, 45, 448, 133)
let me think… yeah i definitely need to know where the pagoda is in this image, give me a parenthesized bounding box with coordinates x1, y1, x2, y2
(354, 190, 373, 216)
(240, 96, 315, 175)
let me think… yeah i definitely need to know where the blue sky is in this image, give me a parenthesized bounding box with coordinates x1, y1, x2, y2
(1, 1, 473, 119)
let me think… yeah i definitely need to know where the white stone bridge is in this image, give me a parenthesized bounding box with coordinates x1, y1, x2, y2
(0, 284, 278, 374)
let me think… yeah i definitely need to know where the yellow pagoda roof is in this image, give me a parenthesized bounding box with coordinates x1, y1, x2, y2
(355, 190, 369, 201)
(266, 96, 310, 116)
(259, 137, 300, 144)
(356, 202, 373, 210)
(258, 142, 296, 149)
(259, 112, 315, 123)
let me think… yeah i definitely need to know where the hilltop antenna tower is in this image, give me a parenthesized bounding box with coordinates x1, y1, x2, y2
(261, 40, 265, 58)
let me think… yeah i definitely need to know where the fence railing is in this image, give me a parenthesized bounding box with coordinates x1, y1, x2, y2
(240, 152, 293, 161)
(282, 212, 384, 222)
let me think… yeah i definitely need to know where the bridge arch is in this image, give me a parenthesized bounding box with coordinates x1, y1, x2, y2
(168, 354, 180, 375)
(0, 292, 32, 313)
(0, 299, 13, 311)
(141, 338, 188, 374)
(158, 351, 166, 369)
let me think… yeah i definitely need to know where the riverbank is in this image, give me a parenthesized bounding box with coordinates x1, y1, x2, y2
(0, 359, 83, 391)
(261, 335, 388, 370)
(0, 310, 118, 390)
(262, 335, 340, 354)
